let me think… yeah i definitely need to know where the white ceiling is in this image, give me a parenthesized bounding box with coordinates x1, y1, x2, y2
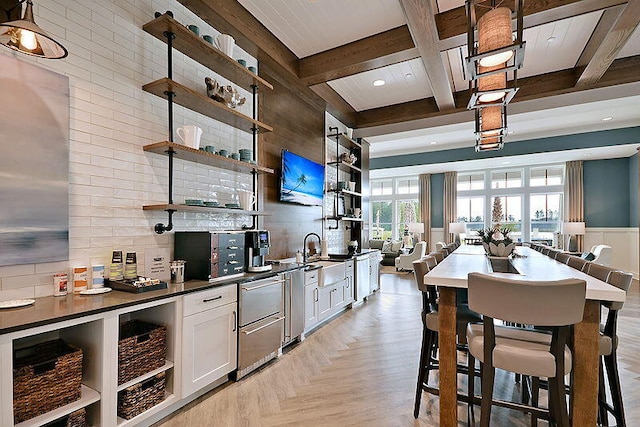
(238, 0, 640, 168)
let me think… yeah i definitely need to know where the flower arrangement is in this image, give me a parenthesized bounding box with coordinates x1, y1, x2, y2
(477, 226, 515, 257)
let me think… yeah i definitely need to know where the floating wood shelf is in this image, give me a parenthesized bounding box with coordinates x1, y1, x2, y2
(327, 161, 362, 173)
(326, 189, 362, 197)
(143, 14, 273, 92)
(143, 142, 275, 174)
(325, 216, 363, 222)
(142, 78, 273, 134)
(143, 204, 270, 216)
(326, 132, 361, 150)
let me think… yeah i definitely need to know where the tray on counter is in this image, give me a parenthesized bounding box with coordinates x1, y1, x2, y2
(106, 279, 168, 294)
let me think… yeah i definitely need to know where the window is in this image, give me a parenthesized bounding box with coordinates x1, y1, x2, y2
(371, 180, 393, 196)
(530, 167, 563, 186)
(457, 197, 484, 233)
(397, 178, 418, 194)
(457, 173, 484, 191)
(371, 200, 392, 239)
(492, 195, 523, 240)
(530, 193, 562, 242)
(370, 177, 421, 240)
(491, 170, 522, 189)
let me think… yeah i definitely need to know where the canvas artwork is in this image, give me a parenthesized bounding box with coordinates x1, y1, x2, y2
(0, 56, 69, 266)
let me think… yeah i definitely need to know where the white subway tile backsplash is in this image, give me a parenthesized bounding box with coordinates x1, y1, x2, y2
(0, 0, 267, 295)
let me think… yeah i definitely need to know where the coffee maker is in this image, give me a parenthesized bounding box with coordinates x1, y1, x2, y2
(246, 230, 272, 272)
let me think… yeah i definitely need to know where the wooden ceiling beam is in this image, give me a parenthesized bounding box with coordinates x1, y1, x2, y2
(357, 55, 640, 128)
(436, 0, 629, 51)
(399, 0, 455, 110)
(575, 0, 640, 89)
(298, 26, 419, 86)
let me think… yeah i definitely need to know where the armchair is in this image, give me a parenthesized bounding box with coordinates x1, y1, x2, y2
(395, 241, 427, 272)
(591, 244, 612, 266)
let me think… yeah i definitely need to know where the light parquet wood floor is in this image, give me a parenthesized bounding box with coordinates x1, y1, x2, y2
(155, 267, 640, 426)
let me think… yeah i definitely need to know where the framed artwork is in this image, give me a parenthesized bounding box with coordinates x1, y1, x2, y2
(0, 56, 69, 266)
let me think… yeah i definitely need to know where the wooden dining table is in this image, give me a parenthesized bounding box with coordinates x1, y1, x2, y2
(424, 245, 626, 426)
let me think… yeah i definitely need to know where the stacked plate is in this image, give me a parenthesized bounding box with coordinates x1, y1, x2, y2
(185, 199, 204, 206)
(239, 149, 253, 162)
(225, 203, 240, 209)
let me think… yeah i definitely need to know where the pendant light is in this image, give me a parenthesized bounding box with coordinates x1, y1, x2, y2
(0, 1, 68, 59)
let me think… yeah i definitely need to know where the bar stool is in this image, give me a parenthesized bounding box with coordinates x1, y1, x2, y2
(547, 249, 561, 259)
(567, 255, 589, 271)
(466, 273, 586, 427)
(596, 270, 632, 426)
(428, 250, 444, 263)
(555, 252, 571, 264)
(412, 257, 482, 419)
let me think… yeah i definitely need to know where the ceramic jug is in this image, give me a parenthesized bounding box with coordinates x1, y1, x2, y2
(176, 125, 203, 149)
(215, 34, 235, 57)
(237, 189, 255, 210)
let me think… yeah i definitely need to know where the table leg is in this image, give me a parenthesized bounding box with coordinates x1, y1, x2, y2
(438, 287, 458, 426)
(571, 299, 600, 426)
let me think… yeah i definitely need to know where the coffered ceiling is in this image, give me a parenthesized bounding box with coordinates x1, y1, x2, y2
(181, 0, 640, 161)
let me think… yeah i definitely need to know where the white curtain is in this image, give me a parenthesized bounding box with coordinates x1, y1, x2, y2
(564, 161, 584, 251)
(444, 172, 457, 242)
(419, 174, 431, 250)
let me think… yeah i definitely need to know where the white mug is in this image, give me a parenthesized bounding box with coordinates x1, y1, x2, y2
(215, 34, 235, 57)
(176, 125, 202, 149)
(354, 208, 361, 218)
(237, 189, 255, 210)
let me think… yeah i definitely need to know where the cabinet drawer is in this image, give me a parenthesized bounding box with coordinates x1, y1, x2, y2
(305, 269, 319, 284)
(183, 284, 237, 317)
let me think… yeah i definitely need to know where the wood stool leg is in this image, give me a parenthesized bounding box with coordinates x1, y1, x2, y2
(480, 363, 494, 427)
(604, 350, 626, 427)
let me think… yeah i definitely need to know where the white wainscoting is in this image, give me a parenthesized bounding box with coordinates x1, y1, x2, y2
(584, 228, 638, 278)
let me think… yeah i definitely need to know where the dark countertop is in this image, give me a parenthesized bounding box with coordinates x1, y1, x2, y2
(0, 263, 305, 335)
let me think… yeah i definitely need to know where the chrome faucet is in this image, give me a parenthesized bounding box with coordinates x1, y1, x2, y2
(303, 232, 321, 264)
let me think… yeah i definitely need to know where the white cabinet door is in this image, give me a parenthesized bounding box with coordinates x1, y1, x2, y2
(317, 285, 333, 321)
(182, 302, 237, 397)
(304, 284, 319, 330)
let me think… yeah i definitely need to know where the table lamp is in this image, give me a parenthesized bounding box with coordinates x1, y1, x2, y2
(449, 222, 466, 245)
(407, 222, 424, 243)
(561, 221, 585, 252)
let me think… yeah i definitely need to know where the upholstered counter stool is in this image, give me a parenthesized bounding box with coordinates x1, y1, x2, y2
(466, 273, 586, 427)
(567, 255, 589, 271)
(555, 252, 571, 264)
(412, 258, 482, 419)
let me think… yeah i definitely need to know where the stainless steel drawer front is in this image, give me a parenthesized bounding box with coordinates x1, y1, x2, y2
(239, 278, 284, 326)
(239, 315, 284, 369)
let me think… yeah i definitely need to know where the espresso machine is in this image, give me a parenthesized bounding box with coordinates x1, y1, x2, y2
(246, 230, 272, 272)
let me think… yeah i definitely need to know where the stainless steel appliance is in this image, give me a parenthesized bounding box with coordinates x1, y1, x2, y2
(245, 230, 272, 272)
(174, 231, 245, 281)
(235, 274, 285, 379)
(282, 269, 304, 346)
(354, 253, 371, 302)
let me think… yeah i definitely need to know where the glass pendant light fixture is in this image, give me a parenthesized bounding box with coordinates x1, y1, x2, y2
(0, 0, 68, 59)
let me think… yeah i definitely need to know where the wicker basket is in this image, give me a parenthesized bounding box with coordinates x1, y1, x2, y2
(42, 408, 87, 427)
(118, 320, 166, 385)
(13, 339, 83, 423)
(117, 372, 166, 420)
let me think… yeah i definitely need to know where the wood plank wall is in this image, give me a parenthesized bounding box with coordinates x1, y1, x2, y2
(259, 64, 325, 259)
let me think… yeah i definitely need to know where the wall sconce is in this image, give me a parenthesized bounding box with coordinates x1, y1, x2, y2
(474, 105, 506, 152)
(0, 0, 68, 59)
(465, 0, 525, 81)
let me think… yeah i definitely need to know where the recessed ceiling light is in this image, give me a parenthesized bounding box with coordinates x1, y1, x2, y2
(373, 79, 386, 87)
(430, 141, 437, 145)
(547, 36, 556, 43)
(602, 116, 613, 121)
(405, 73, 413, 78)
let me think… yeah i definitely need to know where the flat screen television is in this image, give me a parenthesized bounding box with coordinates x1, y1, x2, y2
(279, 150, 325, 206)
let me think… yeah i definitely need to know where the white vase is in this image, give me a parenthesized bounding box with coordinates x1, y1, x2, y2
(488, 242, 515, 257)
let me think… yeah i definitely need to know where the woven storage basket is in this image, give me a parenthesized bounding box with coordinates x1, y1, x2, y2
(13, 339, 83, 423)
(117, 372, 166, 420)
(42, 408, 86, 427)
(118, 320, 166, 385)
